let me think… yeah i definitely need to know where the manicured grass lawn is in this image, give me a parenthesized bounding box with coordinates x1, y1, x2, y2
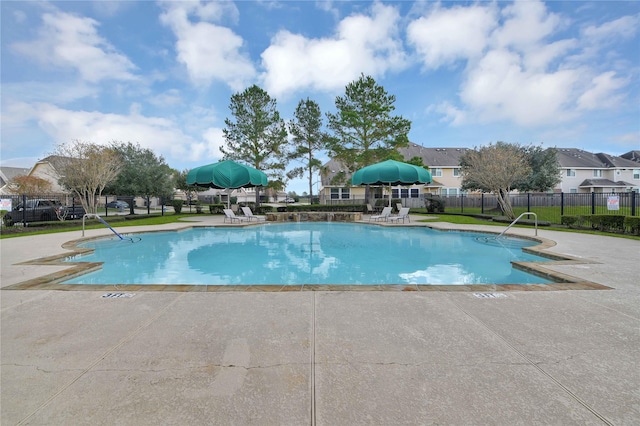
(1, 211, 638, 241)
(0, 213, 204, 239)
(444, 205, 636, 224)
(414, 212, 640, 240)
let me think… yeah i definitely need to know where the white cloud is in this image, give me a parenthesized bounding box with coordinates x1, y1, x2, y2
(406, 3, 497, 69)
(416, 0, 634, 128)
(260, 2, 407, 98)
(577, 71, 628, 110)
(492, 0, 562, 50)
(11, 11, 137, 83)
(460, 49, 579, 126)
(27, 103, 211, 163)
(430, 102, 466, 126)
(159, 2, 255, 89)
(582, 15, 640, 42)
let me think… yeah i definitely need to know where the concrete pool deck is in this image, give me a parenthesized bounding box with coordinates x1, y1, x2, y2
(1, 215, 639, 424)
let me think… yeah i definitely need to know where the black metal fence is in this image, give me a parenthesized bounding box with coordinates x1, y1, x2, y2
(441, 192, 637, 218)
(323, 192, 639, 224)
(0, 193, 86, 225)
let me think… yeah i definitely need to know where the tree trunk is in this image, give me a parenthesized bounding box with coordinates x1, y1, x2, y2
(496, 189, 515, 219)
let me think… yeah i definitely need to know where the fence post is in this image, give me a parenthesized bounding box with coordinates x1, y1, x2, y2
(591, 192, 596, 215)
(632, 191, 636, 216)
(481, 193, 484, 214)
(21, 194, 27, 226)
(527, 193, 530, 212)
(560, 192, 564, 216)
(460, 193, 464, 213)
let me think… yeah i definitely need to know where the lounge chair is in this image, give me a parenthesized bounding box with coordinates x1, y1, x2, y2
(370, 206, 392, 222)
(223, 209, 250, 223)
(241, 206, 266, 221)
(396, 203, 403, 212)
(389, 207, 410, 223)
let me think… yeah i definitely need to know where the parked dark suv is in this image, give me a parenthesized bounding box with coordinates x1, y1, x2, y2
(3, 199, 85, 226)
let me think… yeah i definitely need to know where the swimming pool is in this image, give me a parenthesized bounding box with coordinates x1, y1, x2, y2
(62, 222, 552, 286)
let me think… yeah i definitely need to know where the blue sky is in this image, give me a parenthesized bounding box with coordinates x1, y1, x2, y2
(1, 0, 639, 194)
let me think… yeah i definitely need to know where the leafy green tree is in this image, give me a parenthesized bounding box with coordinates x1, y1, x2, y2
(105, 142, 175, 214)
(173, 169, 208, 205)
(53, 140, 123, 214)
(287, 98, 328, 204)
(221, 85, 288, 204)
(515, 146, 561, 192)
(326, 74, 411, 200)
(460, 142, 559, 219)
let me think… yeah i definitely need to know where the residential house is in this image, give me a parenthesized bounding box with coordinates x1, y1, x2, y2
(320, 145, 640, 203)
(398, 144, 469, 196)
(319, 143, 470, 202)
(28, 156, 68, 193)
(0, 166, 31, 195)
(555, 148, 639, 193)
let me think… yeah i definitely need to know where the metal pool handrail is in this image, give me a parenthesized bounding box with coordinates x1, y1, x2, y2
(499, 212, 538, 237)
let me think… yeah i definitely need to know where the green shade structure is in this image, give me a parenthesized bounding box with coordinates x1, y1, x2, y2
(351, 159, 432, 207)
(186, 160, 268, 207)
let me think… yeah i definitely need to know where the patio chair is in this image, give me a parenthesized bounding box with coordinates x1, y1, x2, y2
(389, 207, 410, 223)
(223, 209, 250, 223)
(369, 206, 392, 222)
(396, 203, 403, 212)
(241, 206, 266, 221)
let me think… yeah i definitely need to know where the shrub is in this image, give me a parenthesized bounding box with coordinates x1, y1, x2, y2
(425, 195, 445, 213)
(623, 216, 640, 235)
(590, 215, 625, 232)
(285, 204, 364, 213)
(171, 199, 183, 214)
(208, 204, 225, 214)
(561, 215, 578, 227)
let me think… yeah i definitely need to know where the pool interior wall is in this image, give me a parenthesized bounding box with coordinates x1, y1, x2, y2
(2, 222, 613, 292)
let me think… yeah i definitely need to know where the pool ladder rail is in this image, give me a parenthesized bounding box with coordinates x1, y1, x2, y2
(499, 212, 538, 237)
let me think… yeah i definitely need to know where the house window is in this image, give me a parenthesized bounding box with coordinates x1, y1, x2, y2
(566, 169, 576, 177)
(331, 188, 349, 199)
(394, 188, 420, 198)
(440, 188, 458, 196)
(453, 168, 461, 177)
(432, 168, 443, 177)
(569, 188, 578, 193)
(593, 170, 603, 178)
(634, 169, 640, 180)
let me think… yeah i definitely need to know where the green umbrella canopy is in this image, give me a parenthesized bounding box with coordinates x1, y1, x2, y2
(186, 160, 268, 189)
(351, 159, 432, 186)
(351, 159, 432, 207)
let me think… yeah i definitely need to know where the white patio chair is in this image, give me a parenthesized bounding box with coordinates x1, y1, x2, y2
(241, 206, 266, 221)
(389, 207, 410, 223)
(370, 206, 392, 222)
(223, 209, 250, 223)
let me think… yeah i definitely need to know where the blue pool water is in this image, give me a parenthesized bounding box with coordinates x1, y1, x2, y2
(63, 223, 552, 286)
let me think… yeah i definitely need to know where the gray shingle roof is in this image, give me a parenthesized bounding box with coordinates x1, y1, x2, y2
(399, 143, 469, 167)
(556, 148, 639, 169)
(620, 150, 640, 163)
(578, 179, 633, 188)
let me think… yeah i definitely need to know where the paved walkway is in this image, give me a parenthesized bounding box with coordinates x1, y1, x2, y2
(1, 216, 639, 425)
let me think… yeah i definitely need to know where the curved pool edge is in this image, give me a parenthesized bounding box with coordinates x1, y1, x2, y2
(1, 220, 613, 292)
